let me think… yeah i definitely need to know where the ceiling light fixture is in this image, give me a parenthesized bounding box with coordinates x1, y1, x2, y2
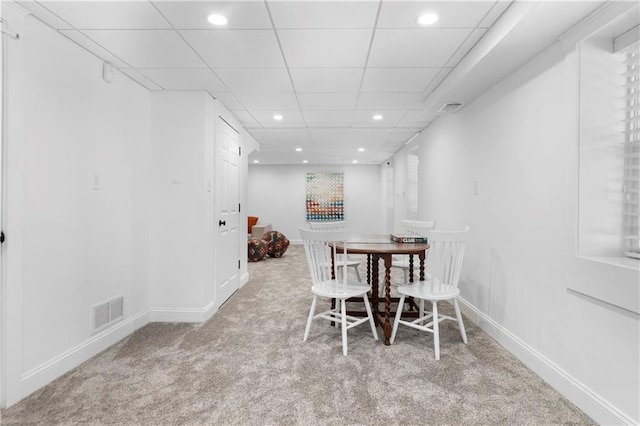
(373, 114, 383, 120)
(352, 160, 358, 164)
(295, 148, 302, 152)
(253, 160, 259, 164)
(273, 114, 283, 120)
(358, 148, 365, 152)
(207, 14, 228, 25)
(303, 160, 308, 163)
(417, 13, 438, 25)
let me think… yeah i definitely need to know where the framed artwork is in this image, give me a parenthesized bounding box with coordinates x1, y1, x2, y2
(306, 172, 344, 221)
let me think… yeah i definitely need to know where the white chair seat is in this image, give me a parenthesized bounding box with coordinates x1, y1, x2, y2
(312, 280, 371, 299)
(396, 280, 459, 301)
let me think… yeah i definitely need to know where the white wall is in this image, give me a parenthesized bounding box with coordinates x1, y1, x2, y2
(412, 42, 639, 424)
(247, 165, 385, 241)
(3, 7, 151, 406)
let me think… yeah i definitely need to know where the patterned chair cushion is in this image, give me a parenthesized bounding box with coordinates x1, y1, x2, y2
(247, 238, 268, 262)
(261, 231, 290, 258)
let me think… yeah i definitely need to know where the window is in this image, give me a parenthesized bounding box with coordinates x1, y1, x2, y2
(577, 14, 640, 260)
(623, 45, 639, 258)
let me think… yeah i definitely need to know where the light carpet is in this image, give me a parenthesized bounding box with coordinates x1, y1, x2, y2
(1, 245, 595, 425)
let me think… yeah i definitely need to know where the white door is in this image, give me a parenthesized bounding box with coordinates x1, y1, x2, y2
(215, 117, 240, 306)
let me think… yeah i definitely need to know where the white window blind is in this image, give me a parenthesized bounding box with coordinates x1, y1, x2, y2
(623, 45, 640, 258)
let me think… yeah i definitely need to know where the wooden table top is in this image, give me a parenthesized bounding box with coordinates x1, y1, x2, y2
(332, 234, 429, 255)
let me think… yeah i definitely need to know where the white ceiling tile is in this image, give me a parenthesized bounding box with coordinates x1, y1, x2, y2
(303, 110, 355, 124)
(153, 1, 272, 29)
(311, 139, 348, 151)
(386, 129, 421, 143)
(297, 93, 358, 110)
(267, 1, 379, 29)
(308, 130, 349, 145)
(236, 93, 299, 110)
(290, 69, 363, 93)
(230, 110, 261, 128)
(17, 1, 73, 29)
(214, 68, 293, 93)
(401, 110, 431, 123)
(368, 29, 472, 67)
(423, 67, 453, 98)
(138, 68, 227, 92)
(210, 93, 245, 111)
(377, 1, 496, 29)
(278, 29, 372, 68)
(348, 129, 391, 145)
(180, 30, 285, 68)
(361, 68, 440, 93)
(445, 28, 487, 68)
(305, 123, 353, 128)
(81, 30, 205, 68)
(357, 93, 423, 110)
(40, 1, 171, 29)
(252, 110, 305, 127)
(262, 129, 311, 144)
(59, 30, 129, 68)
(353, 110, 405, 126)
(119, 68, 163, 90)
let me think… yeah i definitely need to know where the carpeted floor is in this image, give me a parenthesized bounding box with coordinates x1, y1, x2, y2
(1, 245, 595, 425)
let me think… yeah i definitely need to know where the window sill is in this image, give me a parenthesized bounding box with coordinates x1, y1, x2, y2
(563, 255, 639, 315)
(577, 255, 639, 271)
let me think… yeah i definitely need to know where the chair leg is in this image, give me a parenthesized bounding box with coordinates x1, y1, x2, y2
(453, 298, 468, 344)
(419, 299, 425, 321)
(304, 295, 317, 342)
(353, 265, 362, 282)
(363, 295, 378, 340)
(432, 301, 440, 360)
(391, 295, 405, 344)
(341, 299, 348, 356)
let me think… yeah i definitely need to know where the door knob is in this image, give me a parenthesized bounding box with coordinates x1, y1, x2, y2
(219, 220, 226, 226)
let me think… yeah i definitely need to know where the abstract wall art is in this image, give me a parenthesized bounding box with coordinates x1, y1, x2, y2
(305, 172, 344, 221)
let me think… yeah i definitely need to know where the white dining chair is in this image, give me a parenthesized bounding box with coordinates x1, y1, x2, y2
(391, 220, 436, 284)
(300, 228, 378, 356)
(307, 221, 362, 282)
(390, 226, 470, 360)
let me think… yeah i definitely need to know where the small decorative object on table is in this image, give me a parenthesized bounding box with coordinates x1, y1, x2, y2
(390, 233, 429, 243)
(247, 238, 268, 262)
(261, 231, 290, 258)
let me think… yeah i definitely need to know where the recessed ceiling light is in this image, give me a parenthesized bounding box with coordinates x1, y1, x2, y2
(253, 160, 259, 164)
(207, 14, 228, 26)
(417, 13, 438, 25)
(373, 114, 383, 120)
(303, 160, 308, 164)
(273, 114, 283, 120)
(352, 160, 358, 164)
(358, 148, 365, 152)
(295, 148, 302, 152)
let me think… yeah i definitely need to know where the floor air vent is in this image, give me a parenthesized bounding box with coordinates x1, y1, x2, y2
(438, 102, 465, 113)
(92, 296, 124, 334)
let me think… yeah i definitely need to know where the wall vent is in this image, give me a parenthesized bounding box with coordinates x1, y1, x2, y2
(438, 102, 465, 113)
(92, 296, 124, 334)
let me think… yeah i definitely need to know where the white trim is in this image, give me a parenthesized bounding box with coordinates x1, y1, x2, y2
(149, 299, 218, 323)
(559, 1, 638, 51)
(457, 297, 637, 426)
(18, 311, 150, 407)
(240, 271, 249, 288)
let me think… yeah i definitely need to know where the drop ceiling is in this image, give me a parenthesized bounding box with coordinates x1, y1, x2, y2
(15, 0, 607, 165)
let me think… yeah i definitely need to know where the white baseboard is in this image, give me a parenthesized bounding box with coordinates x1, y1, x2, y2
(240, 272, 249, 287)
(19, 310, 150, 405)
(458, 297, 636, 426)
(150, 298, 218, 323)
